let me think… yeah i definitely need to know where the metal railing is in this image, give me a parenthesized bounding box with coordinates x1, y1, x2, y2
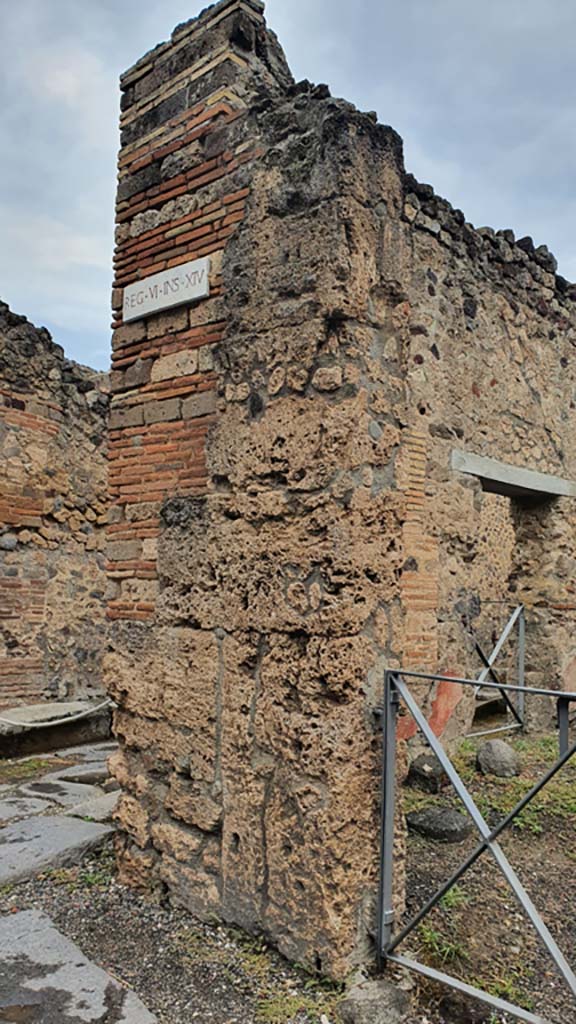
(377, 668, 576, 1024)
(467, 603, 526, 738)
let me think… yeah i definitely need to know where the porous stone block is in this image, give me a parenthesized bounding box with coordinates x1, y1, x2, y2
(150, 350, 198, 382)
(109, 404, 144, 430)
(146, 307, 189, 339)
(165, 775, 222, 831)
(114, 792, 151, 847)
(106, 539, 142, 563)
(181, 391, 217, 419)
(143, 398, 181, 424)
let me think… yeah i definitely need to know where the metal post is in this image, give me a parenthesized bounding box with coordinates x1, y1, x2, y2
(558, 697, 570, 757)
(377, 671, 399, 961)
(475, 641, 523, 725)
(517, 606, 526, 726)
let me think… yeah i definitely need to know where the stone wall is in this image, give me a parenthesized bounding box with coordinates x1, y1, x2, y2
(0, 302, 109, 708)
(107, 0, 576, 978)
(396, 177, 576, 735)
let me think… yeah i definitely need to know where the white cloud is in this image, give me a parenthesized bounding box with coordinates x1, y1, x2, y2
(0, 210, 111, 273)
(0, 0, 575, 371)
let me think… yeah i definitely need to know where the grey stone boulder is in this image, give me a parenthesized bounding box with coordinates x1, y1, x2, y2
(476, 739, 520, 778)
(338, 978, 411, 1024)
(0, 909, 156, 1022)
(406, 752, 447, 794)
(407, 806, 473, 843)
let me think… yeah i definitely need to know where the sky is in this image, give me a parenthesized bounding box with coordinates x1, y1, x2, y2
(0, 0, 575, 370)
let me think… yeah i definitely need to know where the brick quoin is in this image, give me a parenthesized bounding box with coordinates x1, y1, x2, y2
(107, 0, 280, 624)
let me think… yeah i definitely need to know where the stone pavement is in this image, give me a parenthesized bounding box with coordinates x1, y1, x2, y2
(0, 741, 119, 886)
(0, 816, 114, 884)
(0, 909, 157, 1022)
(0, 742, 157, 1022)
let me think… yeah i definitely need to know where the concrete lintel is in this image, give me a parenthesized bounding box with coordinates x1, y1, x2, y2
(451, 450, 576, 500)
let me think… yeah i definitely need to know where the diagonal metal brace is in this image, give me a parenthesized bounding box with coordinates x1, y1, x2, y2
(474, 639, 523, 726)
(389, 673, 576, 1002)
(387, 953, 549, 1024)
(388, 726, 576, 955)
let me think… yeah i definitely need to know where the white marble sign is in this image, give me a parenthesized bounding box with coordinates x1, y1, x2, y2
(122, 256, 210, 322)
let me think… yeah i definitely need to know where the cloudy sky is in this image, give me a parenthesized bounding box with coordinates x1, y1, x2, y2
(1, 0, 574, 369)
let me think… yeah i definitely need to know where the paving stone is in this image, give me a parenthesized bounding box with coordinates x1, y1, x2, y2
(54, 742, 118, 762)
(18, 778, 103, 808)
(0, 797, 52, 822)
(0, 702, 94, 736)
(65, 791, 119, 823)
(49, 763, 109, 785)
(0, 704, 112, 759)
(0, 816, 112, 884)
(0, 909, 157, 1022)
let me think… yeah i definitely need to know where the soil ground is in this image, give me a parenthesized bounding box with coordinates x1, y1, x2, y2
(400, 732, 576, 1024)
(0, 839, 347, 1024)
(0, 735, 574, 1024)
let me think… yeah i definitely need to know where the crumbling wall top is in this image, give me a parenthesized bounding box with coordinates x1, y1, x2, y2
(119, 0, 292, 117)
(0, 300, 108, 418)
(401, 172, 576, 317)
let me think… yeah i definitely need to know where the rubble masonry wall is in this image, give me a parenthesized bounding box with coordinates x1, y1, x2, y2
(0, 303, 109, 708)
(107, 0, 576, 977)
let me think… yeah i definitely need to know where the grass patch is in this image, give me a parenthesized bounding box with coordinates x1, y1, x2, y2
(255, 992, 339, 1023)
(418, 923, 468, 965)
(406, 732, 576, 836)
(439, 885, 469, 911)
(42, 866, 79, 889)
(43, 845, 116, 891)
(78, 866, 112, 888)
(470, 967, 535, 1013)
(0, 757, 52, 785)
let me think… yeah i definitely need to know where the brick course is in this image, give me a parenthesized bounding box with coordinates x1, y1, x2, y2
(0, 303, 109, 707)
